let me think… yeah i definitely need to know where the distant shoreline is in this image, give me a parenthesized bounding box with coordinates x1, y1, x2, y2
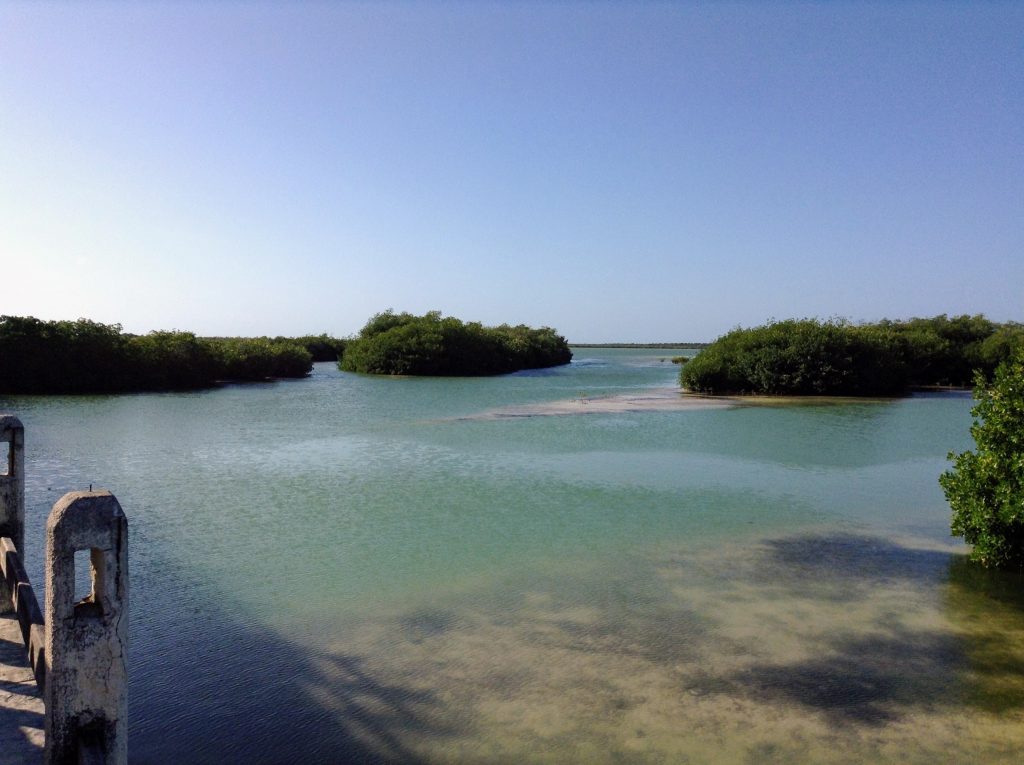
(570, 342, 710, 349)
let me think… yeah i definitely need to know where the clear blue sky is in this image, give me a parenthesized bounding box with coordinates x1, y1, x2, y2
(2, 1, 1021, 342)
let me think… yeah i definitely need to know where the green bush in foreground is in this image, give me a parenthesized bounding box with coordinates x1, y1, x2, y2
(940, 348, 1024, 568)
(340, 310, 572, 376)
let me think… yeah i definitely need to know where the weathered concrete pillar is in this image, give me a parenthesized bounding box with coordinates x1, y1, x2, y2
(0, 414, 25, 614)
(44, 491, 128, 765)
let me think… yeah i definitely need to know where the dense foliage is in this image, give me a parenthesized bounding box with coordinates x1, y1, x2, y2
(680, 316, 1023, 396)
(275, 334, 346, 362)
(940, 349, 1024, 567)
(0, 316, 321, 393)
(340, 311, 572, 376)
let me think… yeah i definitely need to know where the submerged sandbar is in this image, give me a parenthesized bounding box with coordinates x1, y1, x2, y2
(460, 387, 737, 420)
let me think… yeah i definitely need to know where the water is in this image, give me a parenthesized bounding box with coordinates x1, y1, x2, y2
(4, 348, 1024, 763)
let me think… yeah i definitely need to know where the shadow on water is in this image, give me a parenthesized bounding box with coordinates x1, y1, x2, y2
(125, 533, 1024, 761)
(129, 590, 451, 764)
(399, 609, 461, 644)
(945, 555, 1024, 714)
(760, 533, 954, 594)
(696, 627, 963, 726)
(947, 554, 1024, 610)
(683, 533, 1024, 727)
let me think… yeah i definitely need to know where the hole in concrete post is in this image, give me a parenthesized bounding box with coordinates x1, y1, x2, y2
(0, 439, 9, 477)
(73, 548, 104, 617)
(77, 724, 106, 762)
(73, 550, 91, 603)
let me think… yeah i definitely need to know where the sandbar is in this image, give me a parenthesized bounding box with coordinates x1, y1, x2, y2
(460, 387, 737, 420)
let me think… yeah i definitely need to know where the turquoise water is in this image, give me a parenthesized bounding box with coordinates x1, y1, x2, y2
(4, 349, 1024, 763)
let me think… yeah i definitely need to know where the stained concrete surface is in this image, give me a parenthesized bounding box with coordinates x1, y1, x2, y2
(0, 614, 43, 764)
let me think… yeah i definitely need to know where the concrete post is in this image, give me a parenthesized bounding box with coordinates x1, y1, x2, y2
(44, 491, 128, 765)
(0, 414, 25, 614)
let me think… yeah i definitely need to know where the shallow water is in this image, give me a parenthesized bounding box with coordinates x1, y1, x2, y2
(3, 349, 1023, 763)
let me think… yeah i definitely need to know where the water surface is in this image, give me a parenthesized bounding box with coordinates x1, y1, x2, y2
(3, 348, 1022, 763)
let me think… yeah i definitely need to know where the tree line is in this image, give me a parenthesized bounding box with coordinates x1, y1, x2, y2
(339, 311, 572, 375)
(680, 315, 1024, 396)
(0, 316, 346, 393)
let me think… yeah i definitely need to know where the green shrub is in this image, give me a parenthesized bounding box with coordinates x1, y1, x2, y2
(680, 319, 891, 395)
(209, 338, 313, 381)
(340, 310, 572, 376)
(979, 324, 1024, 370)
(0, 315, 130, 393)
(128, 330, 220, 390)
(0, 316, 314, 393)
(276, 334, 346, 362)
(681, 315, 1021, 396)
(940, 348, 1024, 567)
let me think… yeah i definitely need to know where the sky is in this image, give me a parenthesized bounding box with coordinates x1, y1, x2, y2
(1, 1, 1021, 342)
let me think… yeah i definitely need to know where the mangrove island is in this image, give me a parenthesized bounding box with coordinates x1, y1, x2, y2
(339, 310, 572, 376)
(681, 315, 1024, 396)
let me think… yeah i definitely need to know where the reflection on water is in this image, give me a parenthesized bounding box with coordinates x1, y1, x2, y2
(1, 350, 1019, 762)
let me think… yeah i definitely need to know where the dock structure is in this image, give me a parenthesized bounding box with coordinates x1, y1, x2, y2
(0, 415, 128, 765)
